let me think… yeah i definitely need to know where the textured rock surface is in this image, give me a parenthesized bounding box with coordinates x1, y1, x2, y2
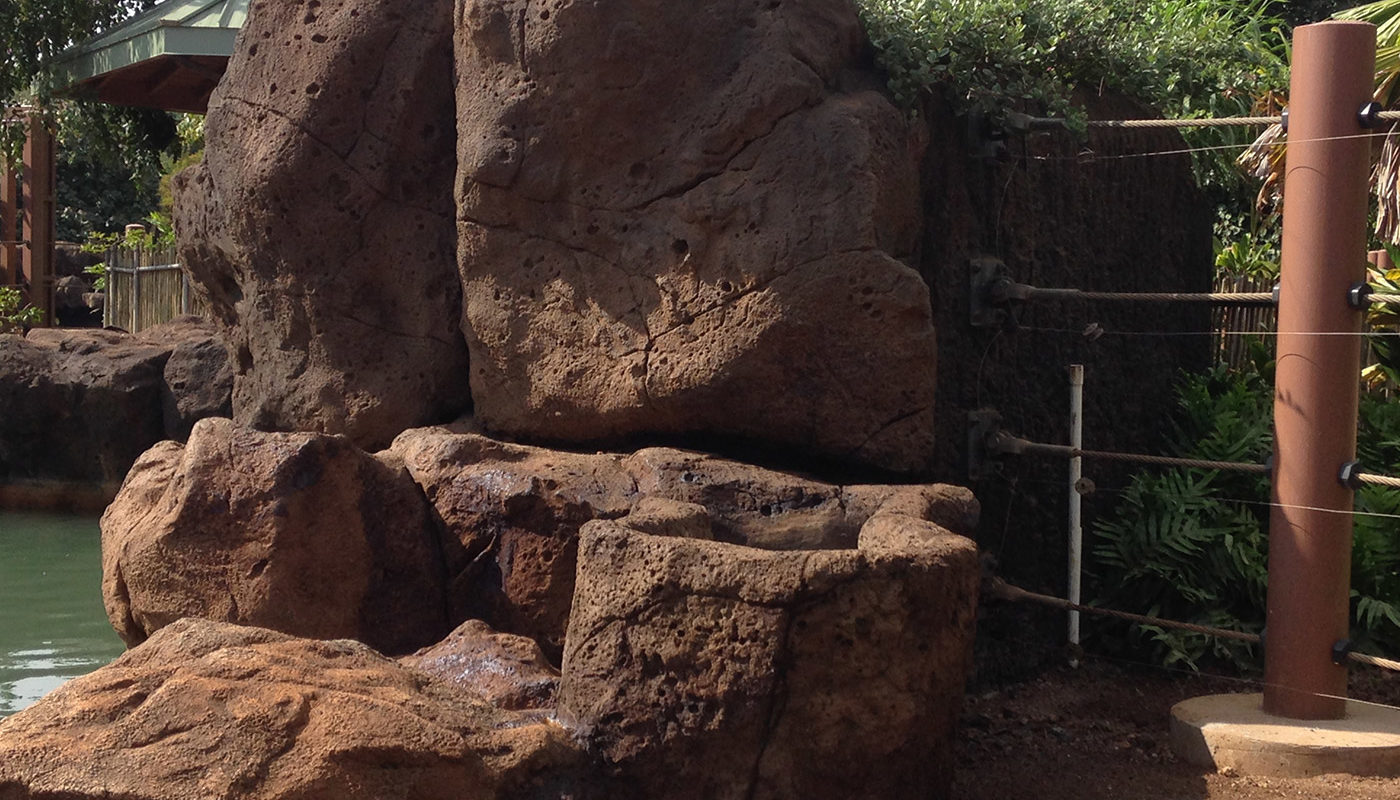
(401, 619, 559, 711)
(558, 520, 980, 800)
(102, 419, 447, 654)
(0, 328, 169, 484)
(0, 319, 233, 487)
(173, 0, 470, 450)
(390, 429, 634, 659)
(391, 428, 977, 657)
(454, 0, 935, 472)
(0, 619, 588, 800)
(138, 315, 234, 440)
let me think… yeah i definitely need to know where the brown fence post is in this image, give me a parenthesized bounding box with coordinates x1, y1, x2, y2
(21, 114, 55, 326)
(1265, 20, 1375, 720)
(1, 163, 16, 286)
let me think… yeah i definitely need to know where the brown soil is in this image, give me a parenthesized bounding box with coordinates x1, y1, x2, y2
(953, 657, 1400, 799)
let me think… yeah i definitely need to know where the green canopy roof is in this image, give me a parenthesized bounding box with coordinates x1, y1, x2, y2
(53, 0, 247, 114)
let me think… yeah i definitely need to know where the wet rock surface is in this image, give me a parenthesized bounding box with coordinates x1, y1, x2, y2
(101, 418, 448, 655)
(390, 427, 977, 658)
(0, 618, 587, 800)
(400, 619, 559, 711)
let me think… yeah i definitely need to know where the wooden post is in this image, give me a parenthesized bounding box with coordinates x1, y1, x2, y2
(21, 114, 55, 326)
(1265, 20, 1375, 720)
(0, 162, 16, 287)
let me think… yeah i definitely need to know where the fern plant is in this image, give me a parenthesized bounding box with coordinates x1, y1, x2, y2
(1091, 351, 1400, 671)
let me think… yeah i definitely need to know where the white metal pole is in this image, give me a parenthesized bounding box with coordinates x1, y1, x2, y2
(1068, 364, 1084, 657)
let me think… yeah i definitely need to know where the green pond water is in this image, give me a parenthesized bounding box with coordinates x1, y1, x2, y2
(0, 511, 125, 717)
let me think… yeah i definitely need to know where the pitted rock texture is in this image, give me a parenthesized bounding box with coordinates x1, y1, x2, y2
(101, 418, 447, 655)
(173, 0, 470, 450)
(137, 315, 234, 441)
(401, 619, 560, 711)
(454, 0, 936, 473)
(0, 329, 170, 485)
(0, 619, 588, 800)
(390, 428, 635, 660)
(390, 427, 977, 658)
(558, 519, 980, 800)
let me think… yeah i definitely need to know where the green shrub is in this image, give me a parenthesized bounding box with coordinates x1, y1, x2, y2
(1091, 350, 1400, 670)
(856, 0, 1287, 122)
(0, 286, 41, 334)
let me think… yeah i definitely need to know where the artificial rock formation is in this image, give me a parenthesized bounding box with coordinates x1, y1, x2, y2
(137, 315, 235, 440)
(559, 516, 980, 800)
(454, 0, 936, 472)
(400, 619, 560, 711)
(0, 619, 586, 800)
(0, 323, 231, 486)
(390, 426, 977, 657)
(173, 0, 470, 450)
(101, 418, 447, 655)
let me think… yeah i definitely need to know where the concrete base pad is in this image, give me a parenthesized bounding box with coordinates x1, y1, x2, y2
(1171, 693, 1400, 777)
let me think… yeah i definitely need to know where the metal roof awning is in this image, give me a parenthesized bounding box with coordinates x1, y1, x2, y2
(52, 0, 247, 114)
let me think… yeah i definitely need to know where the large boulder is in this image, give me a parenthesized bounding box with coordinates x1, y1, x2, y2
(102, 419, 448, 655)
(137, 315, 234, 440)
(0, 328, 169, 485)
(454, 0, 936, 473)
(390, 428, 977, 659)
(0, 319, 234, 491)
(0, 618, 588, 800)
(172, 0, 471, 450)
(558, 516, 980, 800)
(390, 428, 636, 660)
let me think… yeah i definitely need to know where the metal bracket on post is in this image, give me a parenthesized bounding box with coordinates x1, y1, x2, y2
(968, 409, 1005, 481)
(1338, 460, 1364, 490)
(970, 257, 1026, 329)
(1347, 282, 1373, 309)
(1359, 102, 1384, 128)
(1332, 639, 1354, 665)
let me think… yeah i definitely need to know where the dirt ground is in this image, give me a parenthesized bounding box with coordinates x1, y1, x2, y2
(952, 656, 1400, 799)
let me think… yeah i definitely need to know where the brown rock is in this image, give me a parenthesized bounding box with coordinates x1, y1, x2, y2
(623, 447, 860, 550)
(102, 419, 447, 654)
(173, 0, 470, 450)
(0, 328, 169, 484)
(557, 521, 980, 800)
(137, 315, 233, 440)
(389, 428, 635, 660)
(0, 618, 589, 800)
(454, 0, 936, 473)
(392, 429, 977, 657)
(618, 496, 713, 540)
(400, 619, 559, 711)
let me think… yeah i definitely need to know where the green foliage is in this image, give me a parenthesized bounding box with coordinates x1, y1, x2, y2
(1091, 353, 1400, 671)
(857, 0, 1287, 122)
(0, 287, 42, 334)
(857, 0, 1289, 262)
(1091, 357, 1273, 670)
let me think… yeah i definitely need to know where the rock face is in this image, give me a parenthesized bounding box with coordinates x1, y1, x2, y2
(0, 329, 169, 485)
(391, 428, 635, 659)
(0, 320, 233, 489)
(172, 0, 471, 450)
(454, 0, 936, 472)
(0, 618, 587, 800)
(137, 315, 234, 440)
(558, 516, 980, 800)
(401, 619, 559, 711)
(390, 427, 977, 658)
(101, 418, 447, 655)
